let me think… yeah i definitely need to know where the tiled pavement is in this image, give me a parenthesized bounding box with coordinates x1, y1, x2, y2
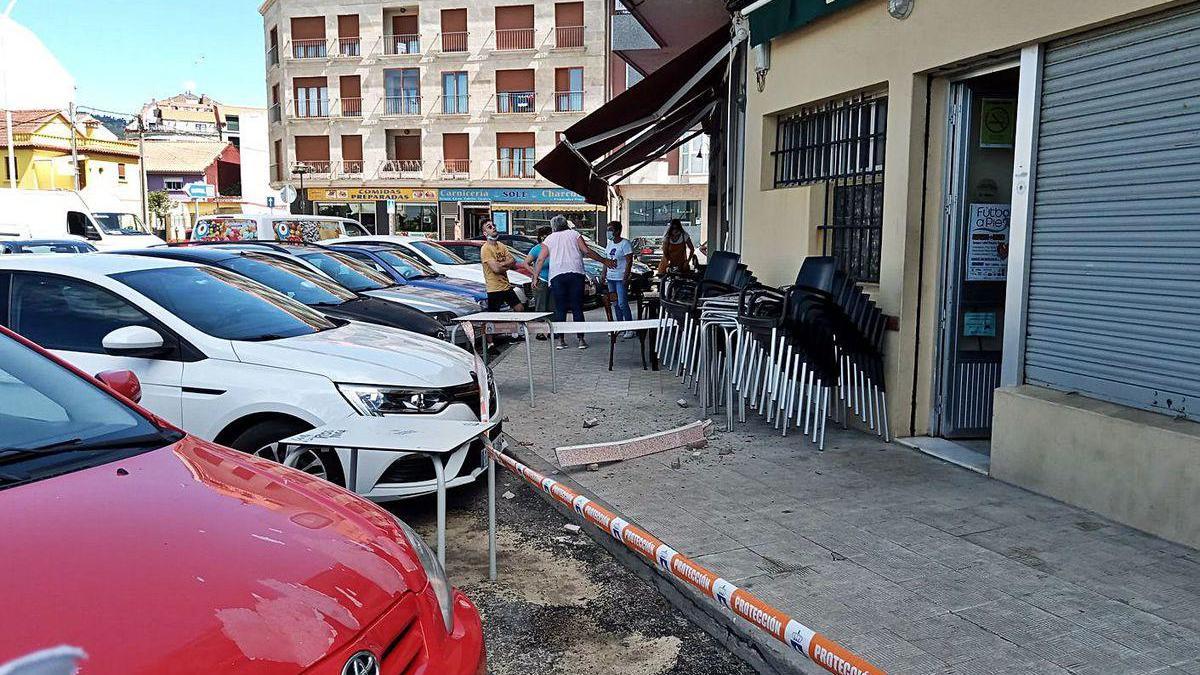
(491, 325, 1200, 674)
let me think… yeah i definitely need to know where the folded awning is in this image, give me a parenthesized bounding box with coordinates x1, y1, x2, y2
(534, 24, 733, 205)
(746, 0, 867, 46)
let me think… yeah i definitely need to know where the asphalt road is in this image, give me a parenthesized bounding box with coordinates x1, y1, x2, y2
(386, 468, 756, 675)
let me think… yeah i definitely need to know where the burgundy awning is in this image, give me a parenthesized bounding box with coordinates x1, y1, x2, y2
(534, 23, 732, 205)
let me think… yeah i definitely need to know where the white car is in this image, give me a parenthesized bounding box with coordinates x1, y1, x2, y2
(0, 254, 497, 500)
(328, 234, 532, 302)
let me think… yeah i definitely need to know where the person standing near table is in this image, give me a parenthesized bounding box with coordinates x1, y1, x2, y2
(523, 225, 554, 314)
(480, 220, 524, 354)
(533, 215, 613, 350)
(604, 221, 635, 339)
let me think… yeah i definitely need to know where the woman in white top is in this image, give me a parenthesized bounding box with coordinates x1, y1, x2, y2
(533, 215, 613, 350)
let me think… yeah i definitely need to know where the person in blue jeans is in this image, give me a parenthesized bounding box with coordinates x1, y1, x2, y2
(604, 221, 635, 338)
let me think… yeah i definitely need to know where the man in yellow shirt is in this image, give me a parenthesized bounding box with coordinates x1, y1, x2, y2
(481, 220, 525, 313)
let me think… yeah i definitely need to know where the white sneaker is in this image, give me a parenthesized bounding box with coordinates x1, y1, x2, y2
(621, 331, 637, 339)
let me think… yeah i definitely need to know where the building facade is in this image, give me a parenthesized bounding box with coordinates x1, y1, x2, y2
(1, 109, 142, 214)
(735, 0, 1200, 547)
(259, 0, 608, 239)
(143, 140, 243, 239)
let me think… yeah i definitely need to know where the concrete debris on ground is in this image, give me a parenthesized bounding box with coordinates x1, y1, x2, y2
(563, 523, 582, 534)
(676, 399, 689, 408)
(555, 420, 713, 468)
(583, 417, 600, 428)
(502, 491, 516, 500)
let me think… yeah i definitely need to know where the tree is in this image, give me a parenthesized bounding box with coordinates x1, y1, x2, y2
(147, 190, 172, 238)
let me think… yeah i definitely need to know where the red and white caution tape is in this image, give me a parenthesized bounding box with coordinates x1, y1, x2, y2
(469, 323, 884, 674)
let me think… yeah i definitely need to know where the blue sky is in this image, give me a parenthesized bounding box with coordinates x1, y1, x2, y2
(12, 0, 267, 114)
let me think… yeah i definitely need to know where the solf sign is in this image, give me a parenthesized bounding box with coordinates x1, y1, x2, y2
(749, 0, 868, 46)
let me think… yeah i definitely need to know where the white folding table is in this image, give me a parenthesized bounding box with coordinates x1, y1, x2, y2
(449, 311, 555, 405)
(279, 417, 502, 577)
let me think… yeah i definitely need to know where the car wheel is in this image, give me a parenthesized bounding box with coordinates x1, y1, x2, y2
(229, 420, 347, 487)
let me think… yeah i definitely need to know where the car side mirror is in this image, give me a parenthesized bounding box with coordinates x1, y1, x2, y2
(102, 326, 167, 358)
(96, 369, 143, 403)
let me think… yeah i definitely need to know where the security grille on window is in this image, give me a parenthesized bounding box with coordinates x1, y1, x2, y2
(772, 95, 887, 282)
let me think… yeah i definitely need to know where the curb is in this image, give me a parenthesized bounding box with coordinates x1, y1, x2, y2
(500, 434, 820, 675)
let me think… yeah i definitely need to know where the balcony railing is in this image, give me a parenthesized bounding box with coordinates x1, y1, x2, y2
(339, 97, 363, 118)
(380, 159, 425, 177)
(290, 39, 328, 59)
(495, 27, 535, 51)
(291, 97, 331, 118)
(267, 44, 280, 66)
(554, 91, 584, 112)
(496, 158, 536, 179)
(383, 95, 422, 116)
(383, 34, 421, 55)
(292, 161, 332, 176)
(338, 160, 364, 176)
(337, 37, 362, 57)
(438, 160, 471, 179)
(440, 31, 469, 53)
(440, 95, 470, 115)
(268, 103, 281, 123)
(497, 91, 536, 114)
(555, 26, 584, 48)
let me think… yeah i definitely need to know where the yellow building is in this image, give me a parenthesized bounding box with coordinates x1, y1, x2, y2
(2, 109, 142, 210)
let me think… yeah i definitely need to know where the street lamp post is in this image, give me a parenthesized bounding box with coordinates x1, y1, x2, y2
(291, 163, 313, 214)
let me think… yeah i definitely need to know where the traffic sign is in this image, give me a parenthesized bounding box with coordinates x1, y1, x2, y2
(185, 182, 214, 200)
(279, 185, 298, 204)
(267, 196, 276, 208)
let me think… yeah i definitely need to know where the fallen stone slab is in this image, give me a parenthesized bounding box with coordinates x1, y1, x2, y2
(555, 420, 713, 468)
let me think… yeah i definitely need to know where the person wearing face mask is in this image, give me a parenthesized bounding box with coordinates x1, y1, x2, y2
(523, 225, 554, 315)
(480, 219, 525, 309)
(604, 221, 635, 338)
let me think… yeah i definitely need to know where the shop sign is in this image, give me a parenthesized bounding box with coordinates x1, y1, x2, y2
(307, 187, 439, 203)
(966, 203, 1011, 281)
(963, 311, 997, 337)
(438, 187, 586, 203)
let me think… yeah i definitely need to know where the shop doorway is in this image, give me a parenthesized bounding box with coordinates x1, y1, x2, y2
(935, 68, 1019, 442)
(460, 203, 492, 239)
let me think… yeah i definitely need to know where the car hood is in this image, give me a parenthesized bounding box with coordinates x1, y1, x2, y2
(0, 437, 425, 674)
(233, 321, 475, 388)
(433, 264, 530, 286)
(366, 287, 478, 315)
(414, 275, 487, 296)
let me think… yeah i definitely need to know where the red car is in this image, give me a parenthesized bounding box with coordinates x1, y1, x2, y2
(0, 325, 485, 675)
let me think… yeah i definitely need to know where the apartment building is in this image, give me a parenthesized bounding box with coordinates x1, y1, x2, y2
(260, 0, 607, 238)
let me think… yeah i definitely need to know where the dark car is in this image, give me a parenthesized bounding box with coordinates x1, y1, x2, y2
(328, 243, 490, 307)
(1, 239, 98, 254)
(631, 235, 664, 269)
(114, 246, 451, 342)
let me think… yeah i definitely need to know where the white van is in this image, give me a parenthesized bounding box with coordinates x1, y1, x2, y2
(192, 213, 370, 243)
(0, 190, 165, 250)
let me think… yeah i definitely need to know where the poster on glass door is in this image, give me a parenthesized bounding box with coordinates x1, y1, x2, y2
(966, 203, 1011, 281)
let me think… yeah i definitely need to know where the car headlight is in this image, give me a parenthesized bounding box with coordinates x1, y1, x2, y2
(392, 515, 454, 633)
(337, 384, 452, 415)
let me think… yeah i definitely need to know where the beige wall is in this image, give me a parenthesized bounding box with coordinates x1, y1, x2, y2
(993, 386, 1200, 549)
(261, 0, 607, 190)
(741, 0, 1184, 436)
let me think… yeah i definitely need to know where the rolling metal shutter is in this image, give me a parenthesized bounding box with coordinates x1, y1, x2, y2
(1026, 5, 1200, 421)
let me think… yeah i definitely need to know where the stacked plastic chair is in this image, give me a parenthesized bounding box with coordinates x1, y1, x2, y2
(656, 254, 890, 451)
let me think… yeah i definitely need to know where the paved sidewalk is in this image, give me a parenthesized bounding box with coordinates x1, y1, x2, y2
(491, 323, 1200, 674)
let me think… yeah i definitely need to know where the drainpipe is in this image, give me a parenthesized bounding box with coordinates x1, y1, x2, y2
(68, 101, 79, 191)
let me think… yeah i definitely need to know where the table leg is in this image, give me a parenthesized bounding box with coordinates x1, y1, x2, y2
(481, 322, 489, 367)
(432, 455, 446, 569)
(547, 320, 557, 393)
(347, 448, 358, 493)
(487, 450, 497, 581)
(522, 323, 535, 406)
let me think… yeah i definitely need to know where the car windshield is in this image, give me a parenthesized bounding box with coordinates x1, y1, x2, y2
(298, 250, 394, 292)
(5, 241, 94, 254)
(114, 266, 336, 341)
(221, 253, 357, 306)
(374, 250, 437, 280)
(507, 238, 536, 254)
(452, 245, 483, 263)
(0, 333, 164, 461)
(409, 240, 467, 265)
(94, 212, 151, 235)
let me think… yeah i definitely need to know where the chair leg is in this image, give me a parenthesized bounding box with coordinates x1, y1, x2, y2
(818, 386, 830, 451)
(878, 390, 891, 443)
